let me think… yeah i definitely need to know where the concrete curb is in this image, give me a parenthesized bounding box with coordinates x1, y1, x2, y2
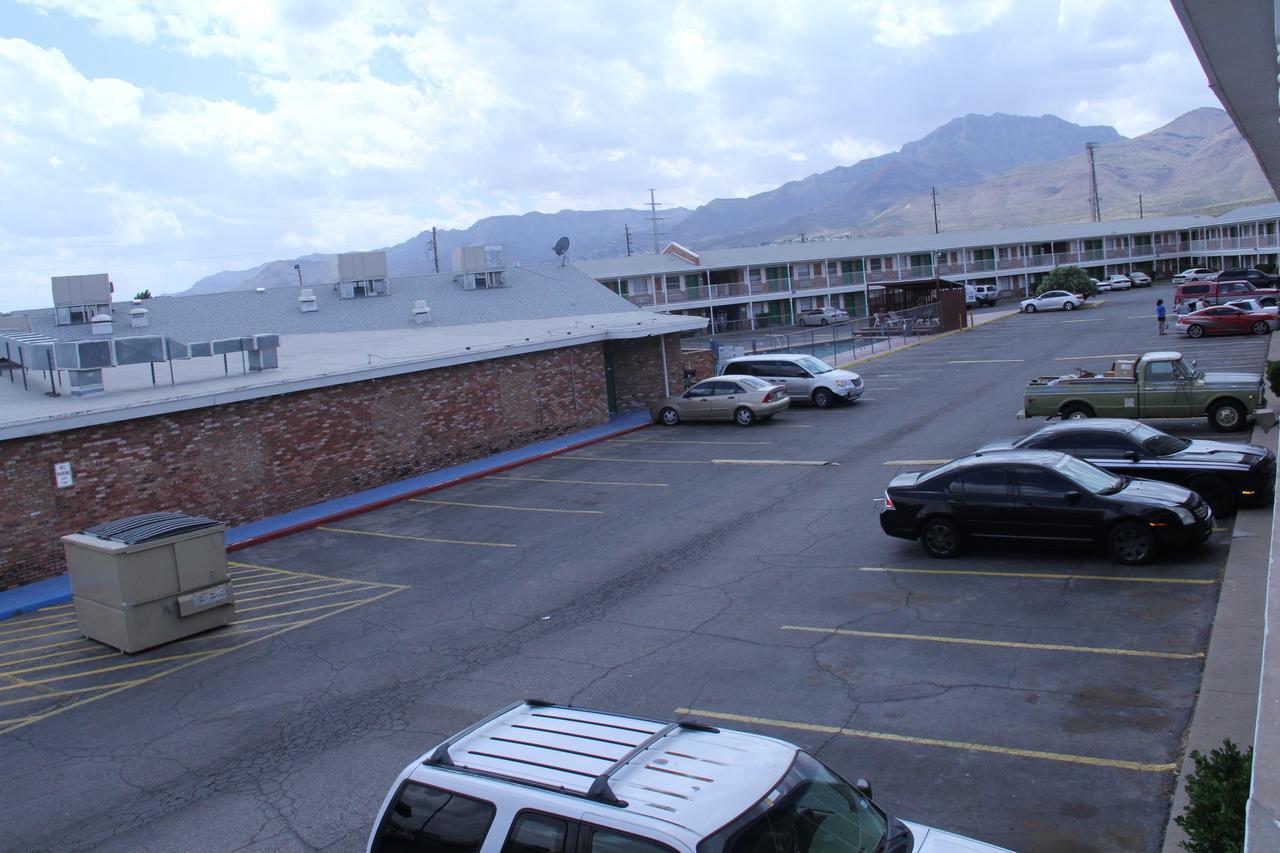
(0, 411, 653, 622)
(1161, 335, 1279, 851)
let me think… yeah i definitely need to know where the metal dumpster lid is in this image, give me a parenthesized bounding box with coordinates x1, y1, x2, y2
(81, 512, 221, 545)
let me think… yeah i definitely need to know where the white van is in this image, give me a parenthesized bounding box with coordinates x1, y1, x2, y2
(721, 353, 863, 408)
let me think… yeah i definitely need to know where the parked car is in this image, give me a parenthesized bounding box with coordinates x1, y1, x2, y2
(1175, 304, 1277, 338)
(973, 283, 999, 306)
(1130, 271, 1152, 287)
(1216, 268, 1280, 287)
(1020, 290, 1083, 313)
(878, 449, 1213, 564)
(1224, 297, 1280, 316)
(1022, 351, 1267, 432)
(1101, 274, 1132, 290)
(1092, 277, 1109, 292)
(978, 419, 1275, 515)
(722, 353, 863, 408)
(367, 699, 1012, 853)
(1174, 279, 1280, 307)
(1173, 268, 1219, 284)
(797, 306, 849, 326)
(650, 375, 788, 426)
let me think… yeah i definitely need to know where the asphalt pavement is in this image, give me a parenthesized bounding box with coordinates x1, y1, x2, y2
(0, 284, 1269, 852)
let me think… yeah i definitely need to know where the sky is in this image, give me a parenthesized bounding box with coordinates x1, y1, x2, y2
(0, 0, 1219, 310)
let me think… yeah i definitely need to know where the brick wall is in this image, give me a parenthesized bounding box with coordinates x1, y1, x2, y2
(608, 335, 683, 412)
(0, 343, 609, 590)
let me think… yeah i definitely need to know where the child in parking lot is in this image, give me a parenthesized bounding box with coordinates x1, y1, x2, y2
(1156, 299, 1166, 335)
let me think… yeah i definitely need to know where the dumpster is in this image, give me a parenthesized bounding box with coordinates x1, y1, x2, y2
(61, 512, 236, 653)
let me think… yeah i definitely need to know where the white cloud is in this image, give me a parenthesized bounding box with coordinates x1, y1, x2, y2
(873, 0, 1013, 48)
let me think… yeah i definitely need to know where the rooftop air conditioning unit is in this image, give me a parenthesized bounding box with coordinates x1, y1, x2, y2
(452, 244, 507, 290)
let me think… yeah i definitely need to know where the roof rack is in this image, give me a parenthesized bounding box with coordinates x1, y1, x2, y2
(423, 699, 719, 807)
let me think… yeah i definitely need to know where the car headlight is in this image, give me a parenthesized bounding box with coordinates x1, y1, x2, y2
(1171, 507, 1196, 525)
(835, 379, 851, 387)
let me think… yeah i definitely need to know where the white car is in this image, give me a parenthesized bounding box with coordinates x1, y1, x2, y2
(1130, 271, 1152, 287)
(1021, 290, 1083, 313)
(366, 700, 1012, 853)
(1102, 274, 1132, 290)
(798, 306, 849, 326)
(1225, 297, 1280, 316)
(1091, 277, 1108, 292)
(1173, 268, 1218, 284)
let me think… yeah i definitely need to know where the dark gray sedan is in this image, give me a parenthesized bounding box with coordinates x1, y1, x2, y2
(651, 375, 789, 426)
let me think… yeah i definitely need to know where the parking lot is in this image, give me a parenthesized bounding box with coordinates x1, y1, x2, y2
(0, 286, 1271, 852)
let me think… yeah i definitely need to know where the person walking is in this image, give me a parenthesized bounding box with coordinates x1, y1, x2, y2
(1156, 298, 1167, 335)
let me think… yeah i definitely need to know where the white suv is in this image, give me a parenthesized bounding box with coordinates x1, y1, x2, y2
(721, 353, 863, 408)
(366, 700, 1009, 853)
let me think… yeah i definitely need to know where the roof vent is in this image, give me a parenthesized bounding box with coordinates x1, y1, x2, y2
(298, 288, 318, 313)
(255, 287, 266, 294)
(128, 307, 149, 328)
(452, 244, 507, 290)
(411, 300, 431, 325)
(90, 313, 113, 336)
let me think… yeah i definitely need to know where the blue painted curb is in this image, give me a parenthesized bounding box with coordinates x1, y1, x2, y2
(0, 410, 651, 622)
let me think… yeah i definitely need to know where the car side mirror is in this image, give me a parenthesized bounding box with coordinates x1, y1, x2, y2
(854, 778, 873, 799)
(1127, 451, 1141, 462)
(1065, 491, 1082, 505)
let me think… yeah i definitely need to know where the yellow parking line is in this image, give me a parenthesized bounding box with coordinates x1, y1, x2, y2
(226, 569, 280, 582)
(0, 715, 34, 727)
(0, 610, 77, 630)
(782, 625, 1202, 660)
(230, 576, 334, 594)
(0, 681, 147, 709)
(235, 585, 380, 614)
(710, 459, 838, 467)
(0, 626, 80, 646)
(233, 596, 397, 625)
(235, 579, 356, 604)
(0, 638, 84, 661)
(0, 647, 222, 693)
(858, 566, 1215, 585)
(409, 499, 603, 515)
(489, 475, 668, 487)
(0, 649, 123, 678)
(0, 587, 405, 736)
(674, 708, 1176, 773)
(0, 644, 118, 670)
(317, 526, 517, 548)
(882, 459, 949, 465)
(556, 455, 706, 464)
(0, 615, 78, 638)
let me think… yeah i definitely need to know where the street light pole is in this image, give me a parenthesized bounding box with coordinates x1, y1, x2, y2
(293, 264, 303, 287)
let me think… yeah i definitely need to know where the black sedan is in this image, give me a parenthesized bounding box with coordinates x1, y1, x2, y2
(878, 450, 1213, 565)
(979, 419, 1275, 515)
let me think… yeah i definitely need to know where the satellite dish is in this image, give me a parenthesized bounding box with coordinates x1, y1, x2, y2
(553, 236, 570, 265)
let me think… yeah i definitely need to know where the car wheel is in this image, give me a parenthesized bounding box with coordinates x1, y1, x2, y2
(1060, 403, 1094, 420)
(820, 318, 829, 326)
(658, 407, 680, 426)
(1253, 321, 1271, 335)
(1024, 304, 1037, 313)
(919, 517, 963, 559)
(734, 406, 756, 426)
(1189, 475, 1236, 516)
(1107, 521, 1156, 565)
(1187, 324, 1204, 338)
(1209, 400, 1246, 432)
(812, 388, 833, 409)
(1063, 301, 1076, 311)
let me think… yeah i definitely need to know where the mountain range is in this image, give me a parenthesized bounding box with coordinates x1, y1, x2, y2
(185, 107, 1275, 295)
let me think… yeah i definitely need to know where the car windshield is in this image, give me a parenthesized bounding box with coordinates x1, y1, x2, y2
(698, 752, 888, 853)
(798, 356, 834, 375)
(1173, 357, 1200, 378)
(1052, 454, 1124, 494)
(1131, 423, 1191, 456)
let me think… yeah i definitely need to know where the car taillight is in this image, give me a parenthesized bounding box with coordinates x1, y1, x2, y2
(883, 493, 894, 511)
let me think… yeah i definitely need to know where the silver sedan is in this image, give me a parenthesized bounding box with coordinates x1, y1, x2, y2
(651, 375, 789, 426)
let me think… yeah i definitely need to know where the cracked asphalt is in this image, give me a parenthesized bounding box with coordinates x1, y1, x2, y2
(0, 286, 1268, 852)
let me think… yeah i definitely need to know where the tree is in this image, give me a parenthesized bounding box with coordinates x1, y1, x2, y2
(1036, 266, 1097, 299)
(1175, 739, 1251, 852)
(134, 289, 152, 300)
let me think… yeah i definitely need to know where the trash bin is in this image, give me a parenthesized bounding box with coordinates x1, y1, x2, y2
(61, 512, 236, 653)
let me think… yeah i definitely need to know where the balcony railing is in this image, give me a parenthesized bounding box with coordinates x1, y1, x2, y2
(1080, 249, 1105, 261)
(866, 269, 901, 283)
(969, 259, 996, 272)
(997, 257, 1026, 270)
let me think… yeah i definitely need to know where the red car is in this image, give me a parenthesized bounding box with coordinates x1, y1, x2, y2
(1176, 304, 1278, 338)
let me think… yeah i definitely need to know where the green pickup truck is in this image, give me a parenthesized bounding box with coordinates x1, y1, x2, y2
(1023, 351, 1269, 432)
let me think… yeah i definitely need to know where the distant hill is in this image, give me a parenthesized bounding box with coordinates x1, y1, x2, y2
(184, 108, 1272, 295)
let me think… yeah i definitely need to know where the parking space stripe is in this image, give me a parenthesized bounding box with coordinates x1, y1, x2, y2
(0, 638, 84, 661)
(613, 438, 769, 446)
(0, 681, 146, 708)
(858, 566, 1214, 585)
(674, 708, 1177, 773)
(711, 459, 838, 467)
(409, 499, 603, 515)
(882, 459, 949, 465)
(0, 614, 78, 637)
(782, 625, 1202, 660)
(0, 647, 224, 693)
(947, 359, 1024, 364)
(236, 586, 397, 614)
(489, 475, 669, 486)
(235, 579, 356, 604)
(1054, 354, 1139, 361)
(0, 626, 79, 645)
(230, 576, 333, 594)
(557, 455, 706, 464)
(0, 649, 123, 678)
(316, 526, 517, 548)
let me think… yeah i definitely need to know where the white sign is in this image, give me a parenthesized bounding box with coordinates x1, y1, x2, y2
(54, 462, 73, 488)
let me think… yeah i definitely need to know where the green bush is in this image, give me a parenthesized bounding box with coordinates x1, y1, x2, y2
(1175, 739, 1251, 853)
(1036, 265, 1098, 299)
(1268, 361, 1280, 397)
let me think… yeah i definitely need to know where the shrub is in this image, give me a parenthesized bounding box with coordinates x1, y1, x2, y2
(1267, 360, 1280, 397)
(1175, 739, 1251, 853)
(1036, 266, 1098, 299)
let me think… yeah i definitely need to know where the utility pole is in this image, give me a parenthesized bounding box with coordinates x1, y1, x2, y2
(624, 223, 633, 257)
(800, 232, 806, 243)
(647, 189, 665, 254)
(430, 226, 440, 273)
(1138, 194, 1144, 219)
(931, 186, 940, 234)
(293, 263, 303, 287)
(1085, 143, 1101, 222)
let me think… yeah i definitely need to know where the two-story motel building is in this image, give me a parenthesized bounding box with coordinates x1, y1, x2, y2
(575, 202, 1280, 331)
